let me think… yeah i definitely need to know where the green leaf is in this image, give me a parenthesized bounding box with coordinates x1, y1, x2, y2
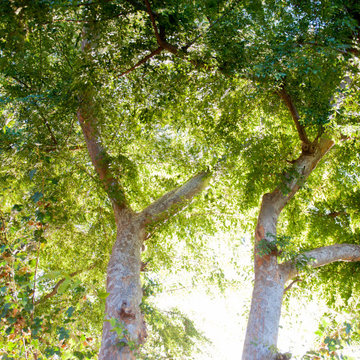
(65, 306, 76, 318)
(31, 191, 43, 203)
(57, 279, 71, 294)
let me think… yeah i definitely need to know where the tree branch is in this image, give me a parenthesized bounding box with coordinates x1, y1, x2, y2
(281, 244, 360, 280)
(277, 87, 310, 145)
(120, 0, 235, 77)
(283, 278, 302, 293)
(119, 46, 163, 77)
(35, 263, 97, 305)
(181, 4, 236, 52)
(124, 0, 155, 15)
(0, 209, 8, 245)
(77, 107, 128, 209)
(144, 0, 179, 54)
(139, 171, 211, 226)
(78, 24, 128, 209)
(264, 137, 334, 216)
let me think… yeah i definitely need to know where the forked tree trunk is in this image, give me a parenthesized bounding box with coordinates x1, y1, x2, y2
(242, 138, 334, 360)
(78, 87, 211, 358)
(99, 207, 147, 360)
(76, 18, 214, 360)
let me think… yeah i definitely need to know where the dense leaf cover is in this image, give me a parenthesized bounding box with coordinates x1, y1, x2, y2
(0, 0, 359, 359)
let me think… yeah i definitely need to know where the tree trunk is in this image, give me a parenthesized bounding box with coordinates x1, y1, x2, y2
(243, 272, 286, 360)
(242, 194, 286, 360)
(99, 206, 147, 360)
(243, 138, 334, 359)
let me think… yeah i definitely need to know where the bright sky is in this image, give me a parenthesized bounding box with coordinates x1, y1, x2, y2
(156, 281, 325, 359)
(154, 235, 360, 359)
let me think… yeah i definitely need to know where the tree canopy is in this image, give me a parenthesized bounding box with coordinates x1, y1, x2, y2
(0, 0, 360, 359)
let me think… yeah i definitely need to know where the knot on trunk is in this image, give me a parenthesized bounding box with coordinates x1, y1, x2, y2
(119, 302, 136, 324)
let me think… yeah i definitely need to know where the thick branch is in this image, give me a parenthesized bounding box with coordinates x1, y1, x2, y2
(78, 24, 128, 209)
(281, 244, 360, 280)
(264, 137, 334, 216)
(278, 87, 310, 144)
(144, 0, 179, 54)
(139, 171, 211, 226)
(77, 108, 128, 208)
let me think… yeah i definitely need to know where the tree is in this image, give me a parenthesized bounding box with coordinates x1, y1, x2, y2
(0, 1, 218, 359)
(1, 1, 360, 359)
(126, 0, 360, 358)
(198, 1, 360, 358)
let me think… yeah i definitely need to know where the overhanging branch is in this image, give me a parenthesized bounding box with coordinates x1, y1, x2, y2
(281, 244, 360, 280)
(139, 171, 211, 226)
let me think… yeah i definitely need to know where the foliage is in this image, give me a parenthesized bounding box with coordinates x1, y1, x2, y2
(0, 0, 360, 358)
(304, 311, 360, 360)
(0, 208, 100, 359)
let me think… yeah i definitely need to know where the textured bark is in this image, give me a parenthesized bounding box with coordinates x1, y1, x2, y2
(243, 261, 287, 359)
(139, 171, 211, 226)
(242, 138, 334, 360)
(99, 207, 147, 360)
(281, 244, 360, 281)
(242, 193, 288, 360)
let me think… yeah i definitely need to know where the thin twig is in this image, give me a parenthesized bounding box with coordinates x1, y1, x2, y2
(0, 209, 8, 245)
(35, 108, 58, 146)
(119, 46, 163, 77)
(284, 278, 302, 293)
(22, 337, 28, 360)
(35, 263, 97, 305)
(31, 242, 41, 313)
(182, 2, 236, 52)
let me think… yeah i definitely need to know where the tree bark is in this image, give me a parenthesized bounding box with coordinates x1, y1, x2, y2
(242, 138, 334, 360)
(99, 207, 147, 360)
(281, 244, 360, 281)
(242, 193, 288, 360)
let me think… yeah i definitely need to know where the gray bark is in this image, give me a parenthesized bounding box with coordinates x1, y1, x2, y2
(99, 208, 146, 360)
(242, 138, 334, 360)
(243, 267, 287, 359)
(281, 244, 360, 281)
(139, 171, 211, 226)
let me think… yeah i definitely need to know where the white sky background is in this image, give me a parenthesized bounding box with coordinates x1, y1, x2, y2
(153, 234, 360, 359)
